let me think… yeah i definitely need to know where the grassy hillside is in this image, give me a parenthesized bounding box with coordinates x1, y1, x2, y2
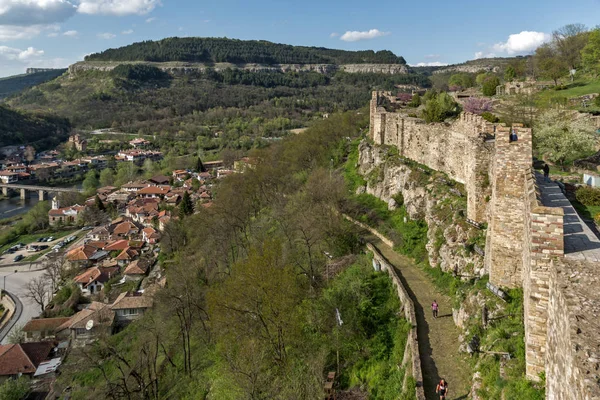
(0, 105, 70, 150)
(0, 69, 66, 99)
(85, 37, 406, 65)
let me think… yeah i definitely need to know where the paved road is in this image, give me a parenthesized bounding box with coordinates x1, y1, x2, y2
(368, 235, 472, 400)
(537, 173, 600, 262)
(0, 268, 46, 344)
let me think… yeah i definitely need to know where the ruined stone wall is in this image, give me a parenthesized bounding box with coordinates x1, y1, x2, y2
(522, 171, 564, 380)
(546, 259, 600, 400)
(369, 91, 494, 223)
(485, 124, 532, 288)
(368, 243, 426, 400)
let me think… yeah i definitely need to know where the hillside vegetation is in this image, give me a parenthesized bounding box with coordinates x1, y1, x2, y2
(8, 64, 428, 157)
(0, 69, 66, 99)
(85, 37, 406, 65)
(0, 105, 70, 150)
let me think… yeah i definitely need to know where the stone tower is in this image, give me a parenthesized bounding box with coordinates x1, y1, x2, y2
(485, 124, 533, 288)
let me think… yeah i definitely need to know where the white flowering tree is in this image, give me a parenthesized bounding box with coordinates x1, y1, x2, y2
(534, 108, 597, 167)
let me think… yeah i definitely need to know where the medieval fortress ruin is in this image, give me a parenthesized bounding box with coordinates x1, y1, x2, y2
(369, 91, 600, 399)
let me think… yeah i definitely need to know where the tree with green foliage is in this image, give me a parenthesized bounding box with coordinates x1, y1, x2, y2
(179, 191, 194, 218)
(408, 93, 421, 107)
(0, 377, 30, 400)
(448, 73, 475, 91)
(552, 23, 589, 70)
(504, 66, 516, 81)
(534, 108, 597, 167)
(481, 75, 500, 96)
(19, 201, 50, 233)
(114, 162, 139, 187)
(581, 28, 600, 77)
(534, 43, 568, 85)
(99, 168, 115, 187)
(82, 170, 99, 193)
(421, 92, 461, 122)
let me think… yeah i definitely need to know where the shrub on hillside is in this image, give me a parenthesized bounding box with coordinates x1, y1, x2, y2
(576, 186, 600, 206)
(594, 212, 600, 225)
(481, 75, 500, 96)
(481, 112, 500, 123)
(421, 92, 461, 123)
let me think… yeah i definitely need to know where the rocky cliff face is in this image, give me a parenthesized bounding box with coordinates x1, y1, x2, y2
(357, 140, 484, 277)
(68, 61, 408, 76)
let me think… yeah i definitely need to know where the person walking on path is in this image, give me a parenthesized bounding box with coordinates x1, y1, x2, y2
(543, 163, 550, 183)
(436, 379, 449, 400)
(432, 300, 439, 319)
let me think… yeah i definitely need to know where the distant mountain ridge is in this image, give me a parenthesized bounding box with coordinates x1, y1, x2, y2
(85, 37, 406, 65)
(0, 69, 67, 99)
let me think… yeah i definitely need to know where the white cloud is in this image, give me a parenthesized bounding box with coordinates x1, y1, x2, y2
(145, 16, 156, 23)
(47, 32, 59, 37)
(424, 54, 440, 59)
(97, 32, 115, 39)
(177, 26, 183, 32)
(411, 61, 448, 67)
(0, 45, 44, 61)
(63, 29, 77, 36)
(474, 51, 496, 59)
(330, 32, 339, 38)
(78, 0, 161, 16)
(0, 24, 56, 41)
(492, 31, 551, 55)
(121, 29, 133, 34)
(0, 0, 76, 26)
(340, 29, 390, 42)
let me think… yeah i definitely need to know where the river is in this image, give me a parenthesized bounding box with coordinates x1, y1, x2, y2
(0, 182, 83, 219)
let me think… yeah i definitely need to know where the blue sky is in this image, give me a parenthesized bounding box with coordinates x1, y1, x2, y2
(0, 0, 599, 77)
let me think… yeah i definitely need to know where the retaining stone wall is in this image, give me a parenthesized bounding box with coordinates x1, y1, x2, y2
(367, 243, 425, 400)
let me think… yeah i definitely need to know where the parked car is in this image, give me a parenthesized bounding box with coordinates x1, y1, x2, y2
(52, 245, 61, 251)
(39, 245, 49, 250)
(13, 254, 24, 262)
(16, 242, 25, 248)
(37, 237, 47, 242)
(46, 237, 54, 242)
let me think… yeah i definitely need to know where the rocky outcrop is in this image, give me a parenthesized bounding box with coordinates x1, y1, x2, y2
(433, 64, 500, 75)
(357, 140, 484, 277)
(68, 61, 408, 76)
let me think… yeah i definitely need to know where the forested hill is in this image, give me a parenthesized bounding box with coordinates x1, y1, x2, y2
(0, 105, 70, 150)
(85, 37, 406, 65)
(0, 69, 67, 99)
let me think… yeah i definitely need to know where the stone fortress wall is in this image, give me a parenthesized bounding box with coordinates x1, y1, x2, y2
(369, 91, 494, 223)
(369, 91, 600, 399)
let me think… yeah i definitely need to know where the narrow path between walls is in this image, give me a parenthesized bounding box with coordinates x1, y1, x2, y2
(366, 234, 472, 400)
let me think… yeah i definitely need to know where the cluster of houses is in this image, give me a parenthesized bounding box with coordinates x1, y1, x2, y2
(0, 151, 258, 387)
(0, 135, 164, 185)
(48, 169, 215, 226)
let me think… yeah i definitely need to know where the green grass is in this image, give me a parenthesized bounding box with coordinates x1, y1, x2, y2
(535, 77, 600, 107)
(572, 200, 600, 221)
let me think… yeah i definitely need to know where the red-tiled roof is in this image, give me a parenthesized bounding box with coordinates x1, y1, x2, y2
(74, 266, 119, 287)
(0, 342, 54, 376)
(123, 259, 149, 276)
(22, 317, 71, 333)
(103, 240, 130, 251)
(137, 186, 170, 195)
(116, 248, 138, 260)
(66, 244, 98, 261)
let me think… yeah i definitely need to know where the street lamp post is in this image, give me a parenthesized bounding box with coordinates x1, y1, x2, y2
(2, 270, 18, 292)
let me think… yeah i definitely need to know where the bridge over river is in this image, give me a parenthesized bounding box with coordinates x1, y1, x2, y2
(0, 184, 83, 201)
